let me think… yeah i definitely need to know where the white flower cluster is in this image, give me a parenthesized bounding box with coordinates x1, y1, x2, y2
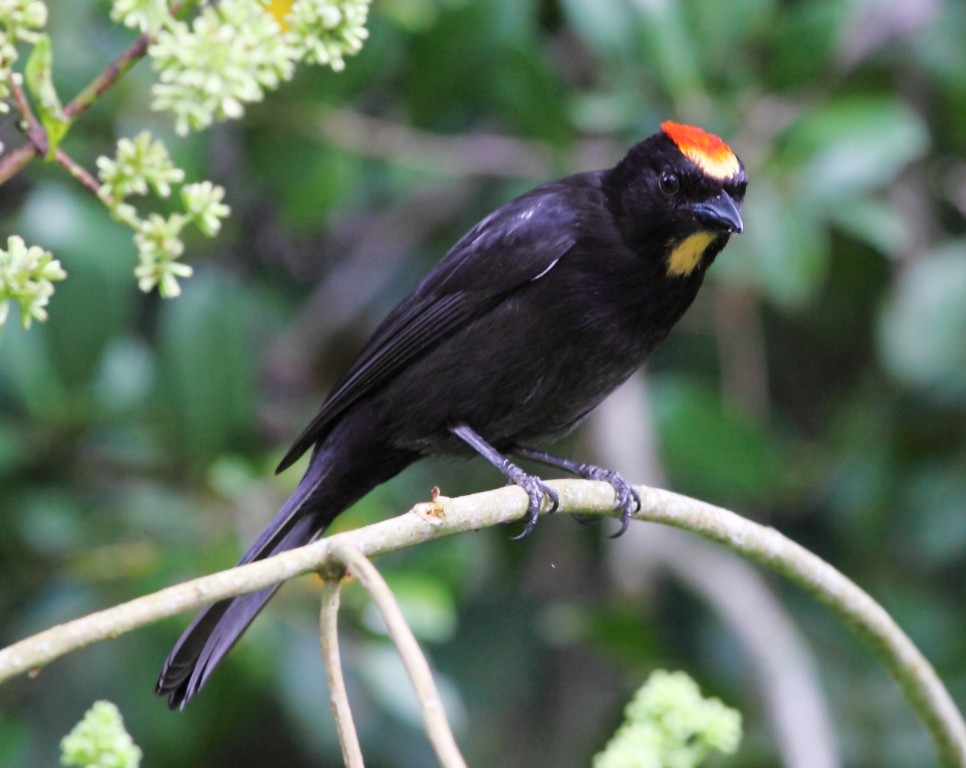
(0, 0, 47, 43)
(0, 235, 66, 328)
(96, 130, 185, 204)
(0, 0, 49, 120)
(0, 41, 14, 119)
(149, 0, 296, 135)
(97, 131, 231, 298)
(60, 700, 142, 768)
(110, 0, 370, 135)
(182, 180, 230, 237)
(0, 0, 371, 314)
(593, 670, 741, 768)
(109, 0, 170, 35)
(286, 0, 370, 71)
(132, 212, 191, 297)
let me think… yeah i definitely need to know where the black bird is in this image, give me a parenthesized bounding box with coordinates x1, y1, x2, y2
(157, 121, 747, 708)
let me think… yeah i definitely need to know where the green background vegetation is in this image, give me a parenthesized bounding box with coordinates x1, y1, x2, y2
(1, 0, 964, 765)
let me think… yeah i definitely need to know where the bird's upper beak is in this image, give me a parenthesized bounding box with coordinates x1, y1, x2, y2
(692, 191, 743, 234)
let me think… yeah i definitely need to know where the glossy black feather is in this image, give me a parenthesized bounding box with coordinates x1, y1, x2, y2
(276, 185, 583, 472)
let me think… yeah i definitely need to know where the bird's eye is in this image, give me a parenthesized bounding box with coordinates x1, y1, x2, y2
(659, 171, 680, 196)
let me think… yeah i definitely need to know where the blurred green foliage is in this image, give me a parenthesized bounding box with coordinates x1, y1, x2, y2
(1, 1, 964, 767)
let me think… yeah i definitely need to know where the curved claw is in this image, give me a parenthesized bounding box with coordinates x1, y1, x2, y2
(509, 474, 558, 540)
(609, 475, 640, 538)
(580, 466, 640, 539)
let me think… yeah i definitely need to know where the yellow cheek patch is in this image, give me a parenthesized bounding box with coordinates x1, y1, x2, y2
(667, 232, 716, 277)
(661, 121, 740, 181)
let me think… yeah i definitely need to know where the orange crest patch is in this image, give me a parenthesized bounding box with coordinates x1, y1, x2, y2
(661, 121, 740, 181)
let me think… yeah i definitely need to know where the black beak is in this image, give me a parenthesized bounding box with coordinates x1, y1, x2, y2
(693, 191, 743, 234)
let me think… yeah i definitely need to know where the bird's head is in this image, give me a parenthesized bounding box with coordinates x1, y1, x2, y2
(606, 121, 747, 278)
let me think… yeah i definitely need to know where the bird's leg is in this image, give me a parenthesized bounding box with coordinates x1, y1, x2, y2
(451, 424, 559, 539)
(514, 447, 641, 538)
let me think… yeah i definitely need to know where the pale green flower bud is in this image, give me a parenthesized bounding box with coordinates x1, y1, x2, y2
(182, 181, 231, 236)
(148, 0, 297, 135)
(60, 701, 142, 768)
(0, 235, 66, 328)
(109, 0, 172, 35)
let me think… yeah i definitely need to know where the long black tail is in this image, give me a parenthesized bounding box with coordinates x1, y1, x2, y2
(156, 418, 417, 709)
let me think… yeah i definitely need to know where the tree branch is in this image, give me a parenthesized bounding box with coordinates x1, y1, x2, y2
(319, 578, 364, 768)
(0, 480, 962, 765)
(331, 544, 467, 768)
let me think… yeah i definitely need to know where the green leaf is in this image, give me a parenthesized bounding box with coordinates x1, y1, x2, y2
(715, 179, 830, 307)
(900, 463, 966, 566)
(765, 0, 845, 89)
(491, 46, 571, 143)
(18, 182, 138, 386)
(558, 0, 636, 58)
(650, 376, 789, 505)
(23, 33, 71, 159)
(157, 271, 261, 464)
(877, 241, 966, 401)
(826, 197, 911, 257)
(635, 0, 706, 107)
(779, 96, 929, 203)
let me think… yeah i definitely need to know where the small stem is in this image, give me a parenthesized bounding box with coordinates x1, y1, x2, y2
(0, 143, 38, 185)
(54, 149, 102, 197)
(9, 76, 47, 156)
(62, 0, 193, 120)
(320, 578, 365, 768)
(331, 544, 468, 768)
(62, 33, 150, 121)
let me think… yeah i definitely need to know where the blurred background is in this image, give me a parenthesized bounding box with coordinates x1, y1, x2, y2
(1, 0, 965, 766)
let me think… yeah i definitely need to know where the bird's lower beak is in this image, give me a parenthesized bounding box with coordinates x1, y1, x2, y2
(693, 191, 743, 234)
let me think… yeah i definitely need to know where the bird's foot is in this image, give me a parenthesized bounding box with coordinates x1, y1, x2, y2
(503, 464, 559, 540)
(449, 425, 559, 539)
(511, 447, 641, 537)
(577, 464, 641, 538)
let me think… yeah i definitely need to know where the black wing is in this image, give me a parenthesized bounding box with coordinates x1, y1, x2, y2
(275, 177, 601, 472)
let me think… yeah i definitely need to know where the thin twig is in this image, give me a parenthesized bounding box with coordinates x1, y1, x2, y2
(320, 578, 365, 768)
(9, 75, 47, 156)
(0, 480, 962, 766)
(62, 33, 150, 121)
(54, 148, 101, 197)
(332, 544, 468, 768)
(62, 0, 194, 120)
(0, 143, 38, 184)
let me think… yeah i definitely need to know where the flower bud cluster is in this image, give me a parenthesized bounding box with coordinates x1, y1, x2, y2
(593, 670, 742, 768)
(0, 0, 49, 124)
(0, 235, 66, 328)
(97, 131, 230, 298)
(110, 0, 371, 135)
